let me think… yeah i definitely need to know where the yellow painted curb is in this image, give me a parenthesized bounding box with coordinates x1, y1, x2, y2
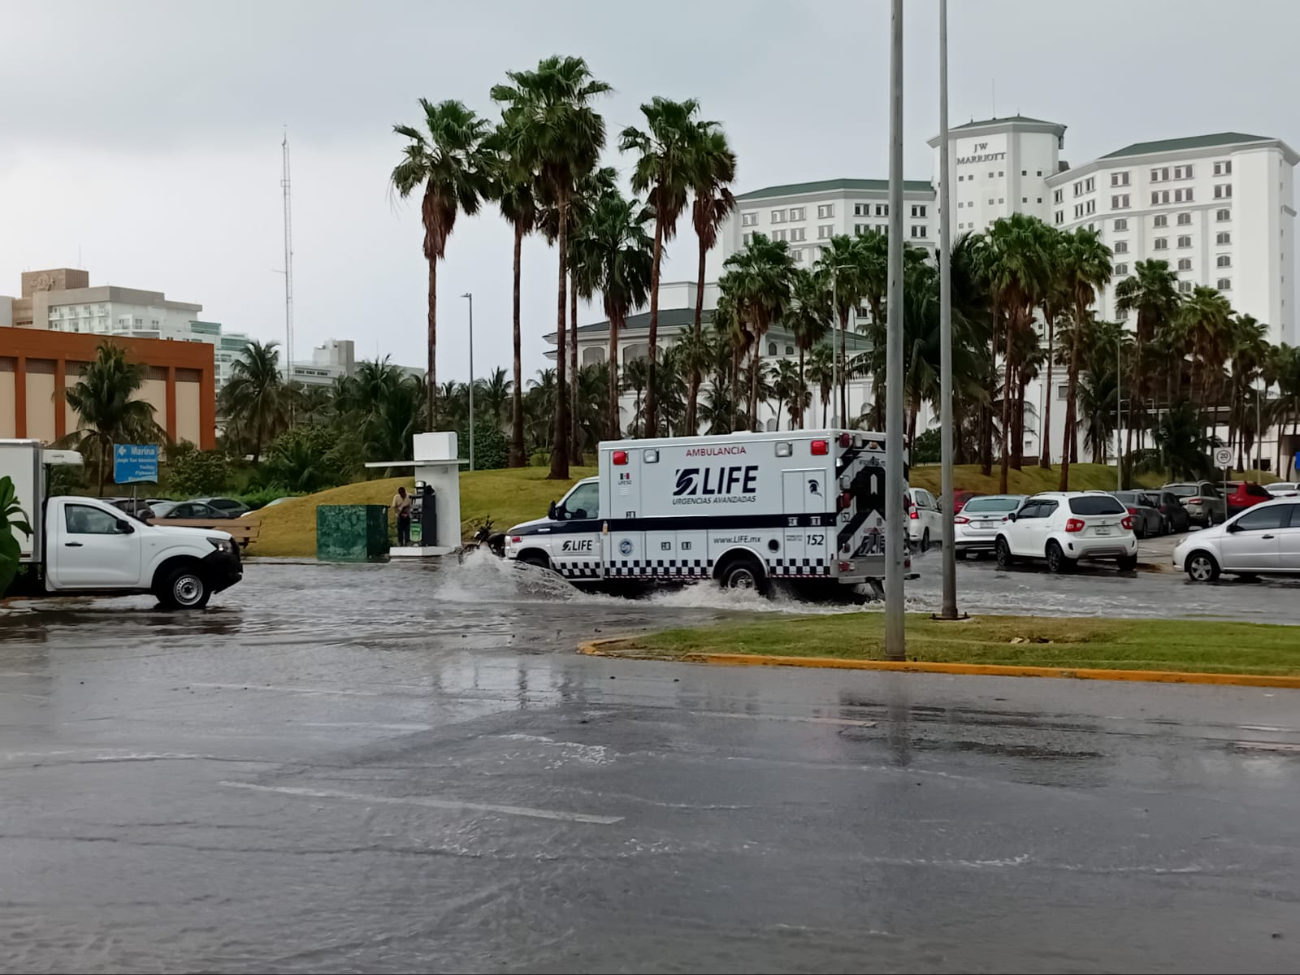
(577, 639, 1300, 690)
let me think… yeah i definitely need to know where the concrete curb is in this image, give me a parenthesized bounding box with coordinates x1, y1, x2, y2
(577, 639, 1300, 690)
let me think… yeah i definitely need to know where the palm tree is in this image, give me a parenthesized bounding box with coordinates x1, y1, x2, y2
(569, 188, 654, 439)
(220, 340, 291, 466)
(771, 358, 800, 431)
(806, 344, 836, 427)
(492, 56, 610, 480)
(485, 128, 537, 466)
(722, 233, 797, 429)
(1268, 344, 1300, 476)
(786, 268, 831, 429)
(686, 124, 737, 434)
(361, 375, 425, 474)
(479, 366, 513, 430)
(814, 235, 867, 425)
(712, 287, 750, 430)
(61, 342, 164, 496)
(523, 369, 557, 455)
(1175, 286, 1235, 431)
(620, 97, 706, 438)
(390, 98, 490, 428)
(1056, 227, 1113, 490)
(1224, 314, 1268, 468)
(1115, 258, 1180, 456)
(974, 213, 1055, 493)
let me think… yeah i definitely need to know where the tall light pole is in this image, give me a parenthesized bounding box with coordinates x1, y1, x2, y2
(937, 0, 959, 621)
(884, 0, 906, 660)
(462, 292, 475, 472)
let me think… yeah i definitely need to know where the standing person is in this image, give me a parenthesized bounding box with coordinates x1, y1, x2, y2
(392, 486, 412, 546)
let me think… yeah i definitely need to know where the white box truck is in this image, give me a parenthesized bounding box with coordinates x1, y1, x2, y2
(502, 429, 908, 597)
(0, 439, 242, 608)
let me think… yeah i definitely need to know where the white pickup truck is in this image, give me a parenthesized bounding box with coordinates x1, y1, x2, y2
(1, 439, 242, 608)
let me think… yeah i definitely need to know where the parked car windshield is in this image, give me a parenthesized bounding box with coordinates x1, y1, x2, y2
(1113, 492, 1146, 505)
(1165, 484, 1198, 497)
(1068, 496, 1126, 515)
(963, 496, 1020, 513)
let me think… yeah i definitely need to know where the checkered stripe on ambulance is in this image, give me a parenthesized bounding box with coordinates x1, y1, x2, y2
(502, 430, 894, 589)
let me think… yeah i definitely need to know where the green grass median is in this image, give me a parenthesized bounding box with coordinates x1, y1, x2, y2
(609, 613, 1300, 677)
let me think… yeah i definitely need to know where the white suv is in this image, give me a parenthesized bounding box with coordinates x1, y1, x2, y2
(996, 491, 1139, 573)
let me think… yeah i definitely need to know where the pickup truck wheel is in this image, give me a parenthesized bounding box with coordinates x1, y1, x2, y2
(717, 555, 769, 596)
(159, 567, 210, 609)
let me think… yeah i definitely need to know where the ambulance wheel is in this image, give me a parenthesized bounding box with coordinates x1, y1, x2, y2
(518, 551, 551, 570)
(717, 555, 769, 596)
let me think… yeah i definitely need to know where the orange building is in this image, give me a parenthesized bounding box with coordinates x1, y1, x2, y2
(0, 330, 216, 449)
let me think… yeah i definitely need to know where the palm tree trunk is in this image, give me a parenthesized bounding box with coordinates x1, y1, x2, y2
(1059, 317, 1081, 491)
(569, 275, 582, 465)
(730, 346, 740, 433)
(999, 312, 1016, 494)
(821, 392, 828, 428)
(686, 237, 707, 436)
(1013, 375, 1027, 471)
(549, 193, 570, 480)
(427, 257, 438, 429)
(1040, 314, 1054, 468)
(509, 223, 525, 467)
(797, 347, 806, 430)
(838, 309, 849, 425)
(748, 336, 761, 432)
(645, 216, 665, 438)
(99, 438, 108, 497)
(608, 310, 621, 440)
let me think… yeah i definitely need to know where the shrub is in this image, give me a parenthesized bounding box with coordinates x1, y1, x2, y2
(0, 476, 33, 596)
(468, 426, 508, 471)
(257, 425, 344, 494)
(165, 443, 233, 497)
(912, 428, 941, 465)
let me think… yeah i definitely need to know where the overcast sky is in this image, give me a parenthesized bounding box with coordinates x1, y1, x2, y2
(3, 0, 1296, 382)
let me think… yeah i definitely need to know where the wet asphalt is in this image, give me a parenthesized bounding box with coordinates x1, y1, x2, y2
(1, 555, 1299, 973)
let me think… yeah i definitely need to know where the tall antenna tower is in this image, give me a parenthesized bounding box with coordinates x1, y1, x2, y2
(280, 127, 294, 381)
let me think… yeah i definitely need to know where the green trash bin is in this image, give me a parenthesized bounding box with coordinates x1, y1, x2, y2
(317, 504, 390, 562)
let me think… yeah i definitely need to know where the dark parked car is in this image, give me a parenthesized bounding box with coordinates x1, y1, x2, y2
(1148, 490, 1192, 534)
(100, 497, 157, 519)
(192, 496, 251, 517)
(1112, 491, 1163, 538)
(154, 500, 238, 521)
(1226, 481, 1272, 516)
(1163, 481, 1227, 527)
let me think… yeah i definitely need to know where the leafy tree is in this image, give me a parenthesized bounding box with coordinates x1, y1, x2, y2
(261, 425, 343, 493)
(477, 366, 513, 430)
(1056, 227, 1113, 490)
(391, 98, 491, 427)
(721, 233, 797, 429)
(0, 476, 33, 597)
(469, 424, 509, 471)
(165, 443, 232, 497)
(62, 342, 165, 495)
(912, 427, 941, 464)
(492, 55, 611, 480)
(1115, 258, 1180, 455)
(786, 267, 831, 429)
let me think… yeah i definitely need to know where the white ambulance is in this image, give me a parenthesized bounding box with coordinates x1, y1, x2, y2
(502, 429, 906, 596)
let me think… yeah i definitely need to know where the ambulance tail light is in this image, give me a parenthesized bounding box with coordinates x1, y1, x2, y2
(837, 490, 852, 511)
(811, 439, 829, 456)
(838, 561, 853, 572)
(612, 450, 628, 465)
(839, 432, 852, 448)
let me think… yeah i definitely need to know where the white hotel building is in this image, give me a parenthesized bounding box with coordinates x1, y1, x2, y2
(554, 116, 1297, 466)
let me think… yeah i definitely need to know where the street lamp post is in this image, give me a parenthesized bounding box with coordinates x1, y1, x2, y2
(462, 292, 475, 472)
(883, 0, 906, 661)
(937, 0, 959, 620)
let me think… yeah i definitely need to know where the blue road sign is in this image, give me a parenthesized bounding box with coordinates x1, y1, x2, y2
(114, 443, 159, 484)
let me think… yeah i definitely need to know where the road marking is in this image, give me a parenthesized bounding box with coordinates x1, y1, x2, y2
(220, 781, 624, 825)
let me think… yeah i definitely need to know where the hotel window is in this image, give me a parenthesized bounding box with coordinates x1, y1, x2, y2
(1214, 160, 1233, 176)
(742, 212, 758, 227)
(1179, 281, 1193, 294)
(990, 199, 996, 205)
(1216, 208, 1231, 221)
(1214, 184, 1233, 199)
(1217, 278, 1232, 290)
(1154, 237, 1168, 250)
(855, 223, 866, 233)
(788, 207, 805, 221)
(1178, 258, 1192, 270)
(1177, 212, 1191, 225)
(1114, 262, 1129, 276)
(1154, 214, 1168, 228)
(1174, 188, 1193, 202)
(771, 209, 786, 223)
(1037, 170, 1043, 176)
(772, 229, 788, 241)
(1054, 189, 1063, 203)
(1114, 218, 1128, 231)
(817, 204, 834, 218)
(1114, 240, 1129, 253)
(1151, 167, 1169, 182)
(1085, 177, 1095, 192)
(1111, 172, 1130, 187)
(742, 233, 753, 246)
(1178, 235, 1192, 248)
(854, 203, 868, 216)
(1216, 231, 1231, 244)
(1173, 164, 1193, 179)
(817, 224, 833, 239)
(1054, 211, 1063, 224)
(1217, 255, 1232, 267)
(1150, 190, 1170, 204)
(790, 248, 804, 263)
(911, 204, 927, 218)
(911, 225, 927, 238)
(1111, 194, 1130, 209)
(790, 227, 806, 241)
(875, 204, 889, 216)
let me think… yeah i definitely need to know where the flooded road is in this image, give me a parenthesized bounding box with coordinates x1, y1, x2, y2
(2, 556, 1299, 973)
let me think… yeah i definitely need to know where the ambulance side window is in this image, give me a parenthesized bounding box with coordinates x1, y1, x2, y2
(561, 482, 600, 520)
